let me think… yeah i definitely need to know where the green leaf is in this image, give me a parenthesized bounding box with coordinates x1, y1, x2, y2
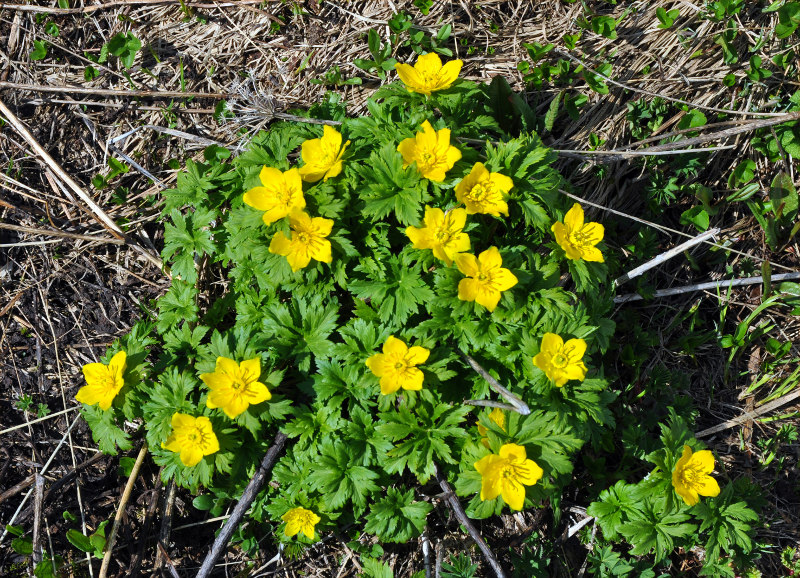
(12, 536, 33, 555)
(770, 171, 798, 221)
(30, 40, 48, 61)
(81, 405, 132, 454)
(364, 487, 433, 542)
(66, 529, 94, 553)
(106, 32, 141, 69)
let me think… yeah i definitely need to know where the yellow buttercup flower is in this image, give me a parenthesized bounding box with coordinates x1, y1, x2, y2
(405, 206, 470, 265)
(551, 203, 604, 262)
(397, 120, 462, 182)
(200, 356, 271, 419)
(161, 413, 220, 467)
(298, 125, 350, 183)
(672, 445, 721, 506)
(75, 350, 127, 411)
(454, 162, 514, 217)
(269, 210, 333, 272)
(474, 443, 543, 511)
(365, 336, 430, 395)
(454, 247, 518, 312)
(395, 52, 463, 95)
(477, 408, 506, 449)
(282, 507, 321, 539)
(532, 333, 588, 387)
(243, 166, 306, 226)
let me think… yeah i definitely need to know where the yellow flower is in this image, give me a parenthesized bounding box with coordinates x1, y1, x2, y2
(474, 443, 543, 511)
(397, 120, 462, 182)
(269, 210, 333, 272)
(75, 350, 127, 411)
(200, 356, 271, 419)
(243, 166, 306, 226)
(477, 408, 506, 449)
(532, 333, 588, 387)
(672, 445, 721, 506)
(405, 206, 470, 265)
(298, 125, 350, 183)
(282, 507, 321, 539)
(454, 162, 514, 217)
(161, 413, 220, 467)
(395, 52, 463, 95)
(454, 247, 518, 312)
(365, 336, 430, 395)
(551, 203, 604, 262)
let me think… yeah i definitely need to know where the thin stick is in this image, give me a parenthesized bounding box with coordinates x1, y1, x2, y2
(31, 475, 44, 568)
(0, 407, 80, 436)
(155, 479, 176, 571)
(614, 272, 800, 304)
(463, 400, 522, 412)
(613, 228, 720, 287)
(195, 432, 289, 578)
(0, 98, 163, 270)
(697, 389, 800, 438)
(98, 443, 148, 578)
(0, 223, 125, 245)
(435, 465, 507, 578)
(421, 530, 433, 578)
(462, 354, 530, 415)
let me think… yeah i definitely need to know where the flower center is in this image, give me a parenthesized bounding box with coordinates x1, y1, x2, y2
(552, 353, 568, 368)
(394, 361, 406, 370)
(501, 465, 515, 479)
(420, 151, 435, 164)
(231, 378, 246, 391)
(477, 272, 488, 281)
(570, 228, 592, 248)
(101, 374, 117, 392)
(297, 232, 310, 244)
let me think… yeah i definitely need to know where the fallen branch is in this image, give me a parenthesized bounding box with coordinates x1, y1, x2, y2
(614, 272, 800, 304)
(435, 465, 507, 578)
(462, 354, 530, 415)
(614, 228, 720, 287)
(195, 432, 289, 578)
(697, 389, 800, 438)
(0, 0, 266, 14)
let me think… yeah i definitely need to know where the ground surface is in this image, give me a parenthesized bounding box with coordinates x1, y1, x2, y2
(2, 1, 800, 576)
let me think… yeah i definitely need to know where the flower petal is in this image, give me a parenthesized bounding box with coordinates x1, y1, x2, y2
(488, 172, 514, 195)
(455, 253, 480, 277)
(479, 246, 503, 270)
(216, 357, 240, 378)
(180, 446, 204, 467)
(269, 231, 292, 256)
(499, 443, 528, 462)
(245, 381, 272, 404)
(415, 52, 443, 76)
(475, 287, 501, 312)
(383, 336, 407, 356)
(563, 203, 584, 231)
(501, 477, 527, 510)
(438, 59, 463, 88)
(457, 278, 480, 302)
(400, 367, 424, 391)
(691, 450, 716, 474)
(491, 268, 518, 292)
(406, 346, 430, 366)
(397, 137, 418, 164)
(580, 222, 604, 245)
(540, 333, 564, 355)
(240, 357, 262, 382)
(366, 353, 386, 376)
(563, 339, 587, 363)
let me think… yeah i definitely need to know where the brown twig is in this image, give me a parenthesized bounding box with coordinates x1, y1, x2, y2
(435, 465, 507, 578)
(129, 472, 163, 578)
(697, 389, 800, 438)
(31, 475, 44, 569)
(98, 443, 148, 578)
(155, 479, 177, 572)
(195, 432, 289, 578)
(0, 223, 125, 245)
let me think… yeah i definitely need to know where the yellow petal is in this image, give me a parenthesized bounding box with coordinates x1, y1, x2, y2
(269, 231, 292, 256)
(562, 361, 588, 382)
(415, 52, 443, 77)
(397, 137, 418, 164)
(564, 339, 587, 362)
(491, 268, 518, 292)
(697, 475, 721, 498)
(200, 371, 231, 391)
(180, 446, 204, 467)
(457, 278, 480, 302)
(259, 166, 284, 187)
(216, 357, 240, 378)
(383, 335, 408, 356)
(580, 246, 605, 263)
(310, 216, 334, 237)
(206, 388, 233, 410)
(366, 353, 386, 376)
(82, 363, 109, 385)
(400, 367, 424, 391)
(171, 413, 195, 429)
(300, 138, 324, 166)
(308, 238, 333, 264)
(380, 375, 402, 395)
(322, 125, 342, 150)
(438, 59, 463, 88)
(540, 333, 564, 355)
(691, 450, 716, 474)
(479, 246, 503, 270)
(162, 435, 182, 454)
(75, 384, 99, 406)
(475, 287, 501, 312)
(395, 63, 425, 92)
(285, 249, 311, 271)
(445, 144, 462, 168)
(515, 460, 544, 486)
(501, 477, 527, 510)
(563, 203, 584, 231)
(455, 253, 480, 277)
(406, 225, 434, 249)
(423, 206, 445, 229)
(406, 346, 430, 365)
(223, 395, 249, 419)
(488, 172, 514, 194)
(499, 443, 528, 462)
(108, 351, 127, 378)
(298, 164, 328, 183)
(323, 160, 343, 181)
(239, 357, 262, 382)
(580, 222, 604, 245)
(245, 381, 272, 404)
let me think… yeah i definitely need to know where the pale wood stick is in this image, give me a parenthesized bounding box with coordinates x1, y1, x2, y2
(697, 389, 800, 438)
(98, 443, 149, 578)
(0, 0, 265, 14)
(462, 354, 530, 415)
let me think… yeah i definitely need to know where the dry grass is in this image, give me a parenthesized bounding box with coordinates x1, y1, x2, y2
(1, 0, 800, 576)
